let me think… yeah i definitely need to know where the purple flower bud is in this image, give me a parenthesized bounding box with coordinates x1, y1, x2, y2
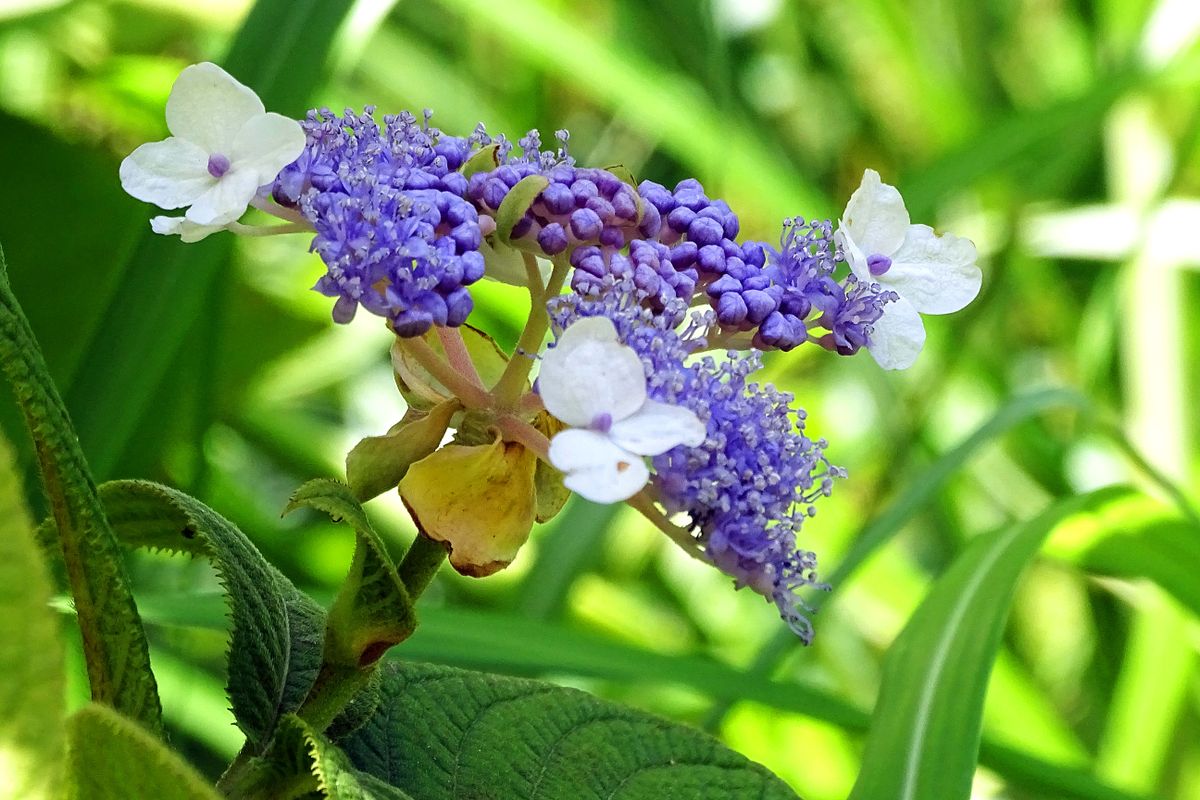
(687, 216, 725, 246)
(572, 247, 607, 278)
(436, 260, 465, 291)
(538, 222, 569, 255)
(634, 263, 661, 295)
(638, 180, 676, 214)
(742, 241, 766, 268)
(586, 196, 615, 220)
(717, 291, 749, 326)
(467, 173, 489, 202)
(451, 222, 481, 253)
(707, 273, 742, 297)
(332, 295, 358, 324)
(392, 309, 434, 337)
(697, 244, 727, 274)
(571, 179, 599, 203)
(673, 178, 707, 211)
(445, 287, 473, 326)
(669, 241, 698, 269)
(481, 178, 508, 209)
(743, 273, 770, 291)
(599, 226, 626, 249)
(510, 214, 535, 239)
(637, 203, 662, 239)
(495, 165, 522, 187)
(541, 182, 575, 215)
(743, 289, 777, 324)
(612, 187, 638, 220)
(462, 251, 486, 283)
(667, 206, 696, 233)
(570, 207, 603, 240)
(440, 172, 468, 197)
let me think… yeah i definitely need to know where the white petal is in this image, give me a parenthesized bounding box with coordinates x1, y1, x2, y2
(840, 169, 909, 261)
(884, 224, 982, 314)
(119, 137, 212, 209)
(166, 62, 265, 153)
(150, 215, 225, 243)
(868, 294, 926, 370)
(608, 400, 707, 456)
(230, 112, 306, 184)
(184, 169, 259, 226)
(537, 317, 647, 428)
(548, 428, 649, 504)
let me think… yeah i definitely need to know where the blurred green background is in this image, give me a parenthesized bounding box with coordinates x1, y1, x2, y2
(2, 0, 1199, 798)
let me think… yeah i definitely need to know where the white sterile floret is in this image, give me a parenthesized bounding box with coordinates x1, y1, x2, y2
(120, 62, 305, 228)
(836, 169, 982, 370)
(539, 317, 707, 504)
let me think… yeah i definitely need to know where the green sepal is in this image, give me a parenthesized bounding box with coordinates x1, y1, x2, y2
(495, 174, 550, 244)
(346, 400, 459, 502)
(460, 143, 500, 178)
(400, 434, 538, 577)
(67, 705, 222, 800)
(390, 325, 510, 410)
(286, 479, 414, 668)
(479, 236, 532, 286)
(532, 411, 571, 523)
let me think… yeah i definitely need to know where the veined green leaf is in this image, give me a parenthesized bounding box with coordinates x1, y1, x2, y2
(847, 488, 1131, 800)
(0, 431, 63, 800)
(337, 661, 799, 799)
(0, 246, 162, 734)
(70, 480, 325, 752)
(66, 705, 222, 800)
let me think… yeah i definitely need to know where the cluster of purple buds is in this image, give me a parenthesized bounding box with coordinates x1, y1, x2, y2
(273, 108, 486, 335)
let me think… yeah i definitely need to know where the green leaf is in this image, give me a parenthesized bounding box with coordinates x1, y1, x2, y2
(848, 487, 1131, 800)
(88, 480, 324, 752)
(66, 704, 222, 800)
(0, 431, 64, 800)
(495, 174, 551, 244)
(286, 479, 414, 667)
(0, 246, 162, 734)
(260, 715, 417, 800)
(336, 661, 799, 799)
(346, 400, 458, 503)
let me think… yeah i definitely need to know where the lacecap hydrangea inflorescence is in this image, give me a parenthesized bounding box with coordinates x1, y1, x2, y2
(122, 62, 983, 641)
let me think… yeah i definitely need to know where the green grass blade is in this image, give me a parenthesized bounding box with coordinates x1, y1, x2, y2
(847, 488, 1128, 800)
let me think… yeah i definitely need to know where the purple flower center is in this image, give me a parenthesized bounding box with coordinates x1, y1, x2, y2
(207, 153, 231, 178)
(590, 412, 613, 433)
(867, 253, 892, 277)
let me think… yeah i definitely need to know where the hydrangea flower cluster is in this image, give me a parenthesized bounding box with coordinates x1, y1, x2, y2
(123, 62, 983, 641)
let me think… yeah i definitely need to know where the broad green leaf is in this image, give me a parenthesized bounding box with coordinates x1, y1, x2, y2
(847, 488, 1130, 800)
(0, 246, 162, 734)
(495, 174, 551, 244)
(336, 661, 800, 799)
(286, 479, 414, 668)
(460, 142, 500, 178)
(0, 432, 63, 800)
(346, 400, 458, 502)
(66, 704, 222, 800)
(78, 480, 324, 752)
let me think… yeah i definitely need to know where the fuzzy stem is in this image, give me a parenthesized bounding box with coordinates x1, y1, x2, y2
(495, 414, 550, 460)
(626, 490, 707, 561)
(397, 532, 450, 598)
(492, 253, 569, 408)
(395, 335, 492, 409)
(250, 195, 311, 226)
(227, 221, 311, 237)
(435, 326, 484, 387)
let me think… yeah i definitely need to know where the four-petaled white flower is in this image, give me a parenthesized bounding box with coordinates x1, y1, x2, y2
(120, 62, 305, 227)
(836, 169, 982, 370)
(539, 317, 707, 504)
